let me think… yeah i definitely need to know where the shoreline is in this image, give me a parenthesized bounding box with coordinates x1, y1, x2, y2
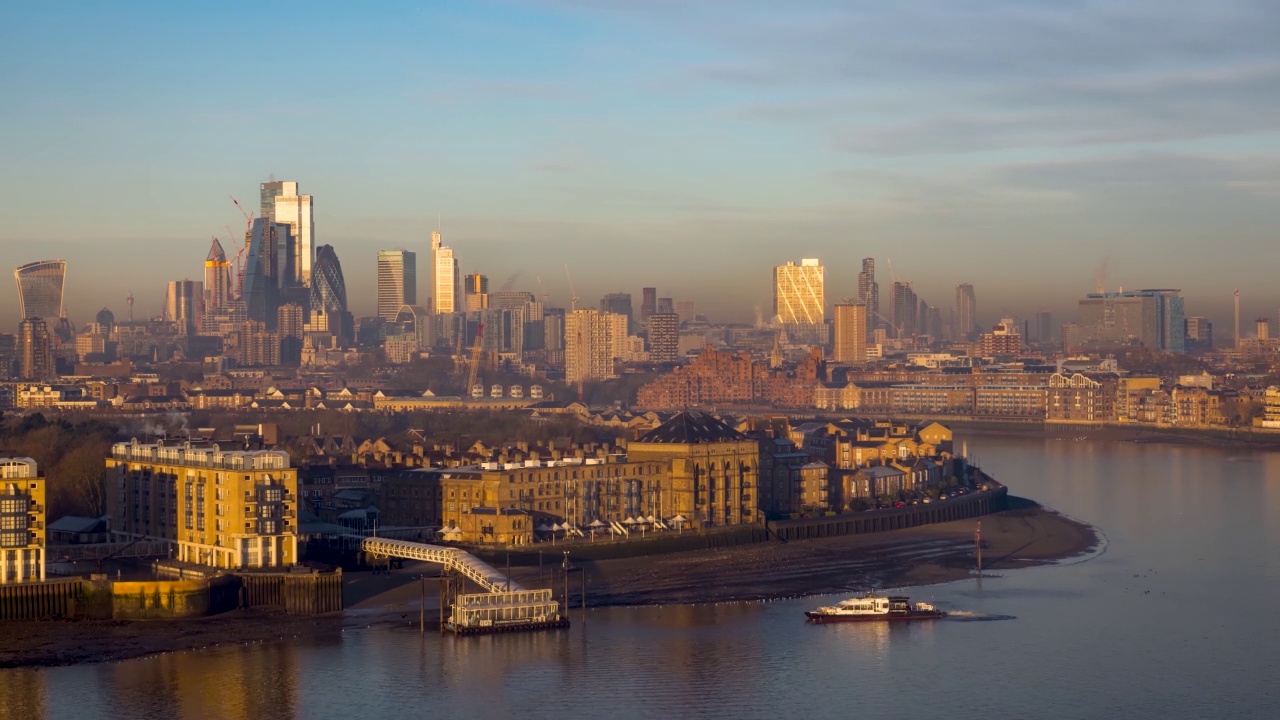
(2, 498, 1098, 669)
(950, 422, 1280, 450)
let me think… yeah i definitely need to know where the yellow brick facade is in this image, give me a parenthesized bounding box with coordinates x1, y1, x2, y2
(1, 457, 45, 584)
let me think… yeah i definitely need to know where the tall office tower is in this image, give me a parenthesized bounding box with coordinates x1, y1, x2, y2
(259, 180, 284, 223)
(1184, 316, 1213, 353)
(600, 293, 634, 333)
(1077, 289, 1185, 353)
(376, 250, 417, 321)
(565, 309, 627, 385)
(311, 245, 352, 344)
(431, 231, 460, 314)
(955, 283, 977, 340)
(890, 281, 918, 338)
(1035, 310, 1053, 344)
(857, 258, 879, 335)
(17, 317, 53, 380)
(0, 457, 45, 584)
(164, 280, 203, 335)
(13, 260, 66, 321)
(657, 297, 674, 315)
(278, 303, 305, 366)
(242, 218, 290, 327)
(647, 312, 679, 363)
(1256, 318, 1270, 341)
(832, 303, 867, 363)
(464, 274, 490, 312)
(266, 181, 314, 286)
(641, 287, 657, 321)
(204, 238, 232, 315)
(773, 259, 824, 325)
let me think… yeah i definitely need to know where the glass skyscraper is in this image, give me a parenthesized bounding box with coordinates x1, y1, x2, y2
(13, 259, 66, 321)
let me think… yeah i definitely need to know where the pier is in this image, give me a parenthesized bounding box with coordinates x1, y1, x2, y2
(358, 536, 566, 635)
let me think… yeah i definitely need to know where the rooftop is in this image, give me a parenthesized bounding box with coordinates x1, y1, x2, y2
(634, 411, 748, 444)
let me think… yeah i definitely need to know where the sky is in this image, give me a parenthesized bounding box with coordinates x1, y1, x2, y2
(2, 0, 1279, 333)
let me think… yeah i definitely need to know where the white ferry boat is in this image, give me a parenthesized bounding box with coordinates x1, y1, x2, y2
(805, 593, 946, 623)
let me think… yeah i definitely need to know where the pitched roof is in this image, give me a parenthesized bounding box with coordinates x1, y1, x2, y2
(634, 411, 747, 444)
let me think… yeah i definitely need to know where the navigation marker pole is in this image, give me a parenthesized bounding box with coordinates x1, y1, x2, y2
(975, 521, 983, 577)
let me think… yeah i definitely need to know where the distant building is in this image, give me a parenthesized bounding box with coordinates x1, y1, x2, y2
(13, 259, 66, 321)
(1035, 310, 1053, 344)
(977, 318, 1021, 356)
(857, 258, 879, 338)
(464, 274, 489, 312)
(657, 297, 674, 315)
(376, 250, 417, 321)
(204, 238, 232, 314)
(832, 303, 867, 363)
(264, 181, 314, 286)
(1185, 316, 1213, 353)
(242, 218, 292, 327)
(0, 457, 45, 584)
(955, 284, 977, 340)
(890, 282, 918, 339)
(17, 317, 53, 380)
(774, 258, 824, 326)
(311, 245, 353, 345)
(431, 231, 460, 315)
(165, 280, 203, 335)
(675, 300, 696, 324)
(600, 293, 634, 333)
(647, 312, 679, 363)
(565, 310, 627, 385)
(640, 287, 657, 321)
(107, 440, 298, 569)
(1076, 289, 1185, 353)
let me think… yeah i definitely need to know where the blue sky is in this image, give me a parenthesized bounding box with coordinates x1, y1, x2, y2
(3, 0, 1279, 331)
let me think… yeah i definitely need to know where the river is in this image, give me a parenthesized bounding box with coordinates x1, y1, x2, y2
(4, 436, 1280, 719)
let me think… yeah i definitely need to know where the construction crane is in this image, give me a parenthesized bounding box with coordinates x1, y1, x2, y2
(229, 197, 254, 298)
(563, 263, 578, 311)
(466, 323, 485, 398)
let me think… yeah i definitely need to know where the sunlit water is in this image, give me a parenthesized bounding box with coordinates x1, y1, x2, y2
(4, 437, 1280, 719)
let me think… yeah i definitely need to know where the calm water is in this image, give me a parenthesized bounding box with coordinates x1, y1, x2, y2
(5, 437, 1280, 719)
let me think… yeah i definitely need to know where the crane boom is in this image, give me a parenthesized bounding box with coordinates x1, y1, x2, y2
(564, 263, 578, 311)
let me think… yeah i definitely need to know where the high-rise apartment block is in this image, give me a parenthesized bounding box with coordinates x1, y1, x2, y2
(647, 312, 680, 363)
(1035, 310, 1053, 344)
(832, 303, 867, 363)
(107, 440, 298, 569)
(13, 260, 66, 321)
(657, 297, 674, 315)
(263, 181, 314, 286)
(431, 231, 460, 314)
(377, 250, 417, 321)
(857, 258, 879, 337)
(955, 284, 977, 340)
(17, 317, 52, 380)
(565, 310, 626, 384)
(0, 457, 45, 584)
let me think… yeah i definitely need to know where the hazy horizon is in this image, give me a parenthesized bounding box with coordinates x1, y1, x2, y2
(4, 1, 1279, 335)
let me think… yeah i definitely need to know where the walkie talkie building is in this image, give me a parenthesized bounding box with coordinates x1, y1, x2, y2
(13, 260, 66, 320)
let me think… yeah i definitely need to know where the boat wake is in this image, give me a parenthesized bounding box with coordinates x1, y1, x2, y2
(943, 611, 1017, 622)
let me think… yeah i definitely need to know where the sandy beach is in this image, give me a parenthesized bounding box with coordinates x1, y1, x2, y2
(2, 498, 1097, 668)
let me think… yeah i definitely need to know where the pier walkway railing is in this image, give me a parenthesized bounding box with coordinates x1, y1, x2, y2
(358, 536, 523, 593)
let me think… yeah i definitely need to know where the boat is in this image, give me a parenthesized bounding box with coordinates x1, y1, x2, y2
(805, 593, 946, 623)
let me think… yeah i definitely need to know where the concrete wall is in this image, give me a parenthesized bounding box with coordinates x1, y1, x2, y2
(111, 579, 211, 620)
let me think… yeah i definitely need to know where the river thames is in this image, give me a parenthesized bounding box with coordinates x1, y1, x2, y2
(4, 436, 1280, 719)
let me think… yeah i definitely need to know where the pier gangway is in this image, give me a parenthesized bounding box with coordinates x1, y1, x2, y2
(358, 536, 523, 593)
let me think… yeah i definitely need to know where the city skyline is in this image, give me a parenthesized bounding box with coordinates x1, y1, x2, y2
(3, 2, 1280, 330)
